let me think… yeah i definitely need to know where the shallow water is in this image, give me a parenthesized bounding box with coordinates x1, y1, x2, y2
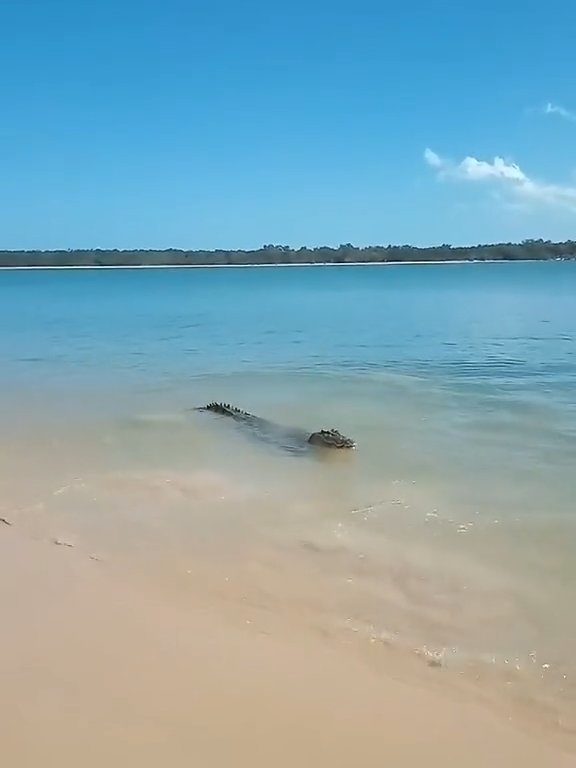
(1, 262, 575, 734)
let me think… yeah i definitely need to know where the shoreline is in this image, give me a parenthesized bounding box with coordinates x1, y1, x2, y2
(0, 258, 569, 270)
(0, 525, 573, 767)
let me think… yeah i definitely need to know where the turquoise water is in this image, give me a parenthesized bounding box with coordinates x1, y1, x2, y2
(1, 262, 576, 731)
(2, 262, 575, 393)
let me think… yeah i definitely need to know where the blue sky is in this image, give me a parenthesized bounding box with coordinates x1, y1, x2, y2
(1, 0, 576, 250)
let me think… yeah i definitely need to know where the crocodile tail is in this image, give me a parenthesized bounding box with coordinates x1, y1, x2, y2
(201, 402, 250, 417)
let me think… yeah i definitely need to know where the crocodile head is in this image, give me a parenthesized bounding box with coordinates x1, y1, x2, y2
(307, 429, 356, 449)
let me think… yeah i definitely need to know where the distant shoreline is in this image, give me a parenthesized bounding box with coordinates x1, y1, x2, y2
(1, 240, 574, 269)
(0, 258, 571, 271)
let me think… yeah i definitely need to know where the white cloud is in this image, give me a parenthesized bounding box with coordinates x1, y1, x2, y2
(457, 156, 526, 182)
(544, 102, 576, 122)
(423, 148, 442, 168)
(424, 148, 576, 211)
(424, 148, 526, 182)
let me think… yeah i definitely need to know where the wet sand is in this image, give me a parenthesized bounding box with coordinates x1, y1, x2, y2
(0, 527, 572, 768)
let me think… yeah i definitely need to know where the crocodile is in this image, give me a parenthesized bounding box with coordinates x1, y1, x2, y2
(196, 402, 356, 453)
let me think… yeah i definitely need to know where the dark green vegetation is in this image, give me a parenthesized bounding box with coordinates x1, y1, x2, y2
(0, 240, 574, 267)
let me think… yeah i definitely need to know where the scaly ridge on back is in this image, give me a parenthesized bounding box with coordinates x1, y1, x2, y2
(200, 402, 252, 418)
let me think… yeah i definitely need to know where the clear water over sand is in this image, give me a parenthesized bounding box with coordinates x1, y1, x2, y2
(1, 262, 575, 738)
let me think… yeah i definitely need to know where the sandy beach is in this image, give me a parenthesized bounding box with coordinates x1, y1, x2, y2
(0, 526, 573, 768)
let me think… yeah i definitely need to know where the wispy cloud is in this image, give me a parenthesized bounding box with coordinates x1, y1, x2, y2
(423, 148, 443, 169)
(424, 148, 576, 211)
(543, 102, 576, 122)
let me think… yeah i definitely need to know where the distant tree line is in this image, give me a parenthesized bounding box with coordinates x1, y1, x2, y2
(0, 239, 575, 267)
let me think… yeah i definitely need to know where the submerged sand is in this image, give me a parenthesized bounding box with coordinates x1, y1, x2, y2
(0, 527, 573, 768)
